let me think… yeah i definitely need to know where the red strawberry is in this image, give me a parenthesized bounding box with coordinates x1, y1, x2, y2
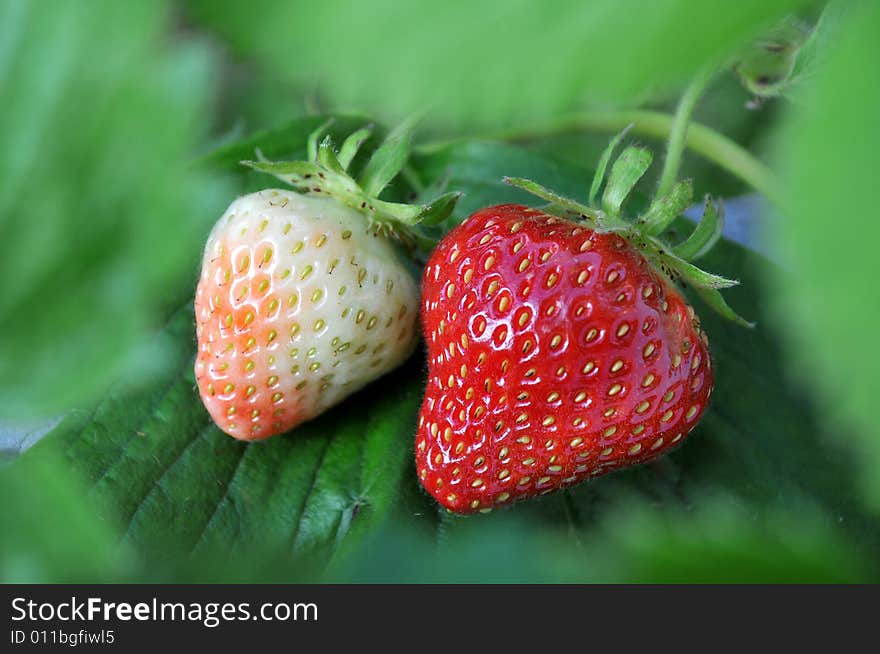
(195, 121, 458, 440)
(416, 205, 714, 512)
(415, 140, 748, 513)
(416, 205, 713, 512)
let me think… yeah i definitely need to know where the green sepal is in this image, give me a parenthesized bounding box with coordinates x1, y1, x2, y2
(673, 195, 724, 260)
(503, 176, 606, 226)
(602, 145, 653, 217)
(641, 179, 694, 236)
(359, 118, 416, 197)
(307, 117, 335, 163)
(413, 191, 463, 226)
(242, 120, 461, 253)
(589, 124, 633, 205)
(338, 125, 373, 170)
(693, 285, 755, 328)
(316, 135, 346, 176)
(659, 247, 739, 290)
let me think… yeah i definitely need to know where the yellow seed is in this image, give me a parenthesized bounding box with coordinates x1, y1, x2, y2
(570, 437, 584, 447)
(542, 416, 555, 426)
(611, 359, 624, 373)
(636, 401, 650, 414)
(616, 323, 630, 337)
(642, 373, 655, 387)
(661, 410, 674, 422)
(577, 270, 589, 284)
(643, 343, 656, 358)
(664, 390, 675, 403)
(498, 469, 510, 480)
(687, 405, 699, 420)
(484, 255, 495, 270)
(608, 383, 622, 396)
(546, 391, 560, 402)
(585, 328, 598, 342)
(603, 426, 617, 438)
(546, 272, 558, 288)
(582, 361, 596, 374)
(471, 478, 484, 488)
(628, 444, 642, 455)
(517, 258, 530, 272)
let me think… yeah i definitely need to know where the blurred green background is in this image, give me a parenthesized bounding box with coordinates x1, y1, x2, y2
(1, 0, 878, 583)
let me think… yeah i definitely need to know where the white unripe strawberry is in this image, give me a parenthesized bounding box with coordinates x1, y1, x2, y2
(194, 121, 459, 440)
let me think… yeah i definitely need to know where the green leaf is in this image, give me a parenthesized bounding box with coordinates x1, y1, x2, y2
(0, 451, 131, 583)
(18, 306, 422, 573)
(601, 145, 653, 217)
(773, 0, 880, 508)
(0, 0, 229, 418)
(185, 0, 814, 128)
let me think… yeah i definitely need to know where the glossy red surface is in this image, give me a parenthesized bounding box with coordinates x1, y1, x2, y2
(416, 205, 713, 513)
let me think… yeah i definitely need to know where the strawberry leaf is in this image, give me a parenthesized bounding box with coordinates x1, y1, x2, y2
(185, 0, 815, 127)
(0, 0, 230, 419)
(773, 0, 880, 509)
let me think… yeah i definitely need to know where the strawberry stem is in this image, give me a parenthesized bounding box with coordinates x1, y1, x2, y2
(417, 110, 782, 207)
(655, 67, 713, 199)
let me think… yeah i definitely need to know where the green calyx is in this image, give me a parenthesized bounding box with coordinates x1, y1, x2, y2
(504, 128, 753, 328)
(241, 118, 460, 249)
